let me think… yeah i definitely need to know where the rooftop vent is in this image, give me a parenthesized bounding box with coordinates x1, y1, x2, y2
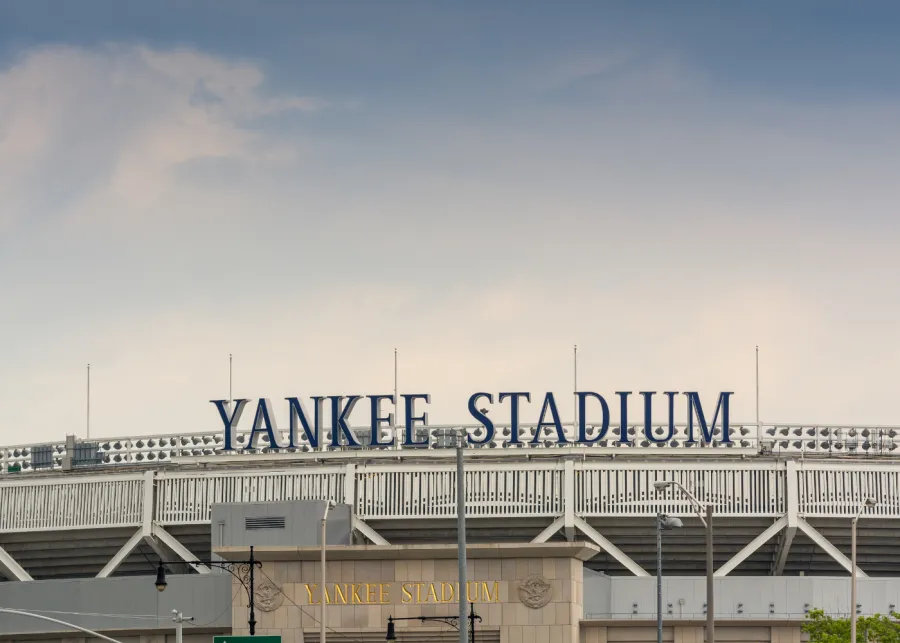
(245, 516, 286, 530)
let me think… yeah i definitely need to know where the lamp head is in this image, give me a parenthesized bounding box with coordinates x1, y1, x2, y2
(658, 515, 683, 530)
(385, 617, 396, 640)
(865, 498, 877, 508)
(654, 481, 672, 491)
(154, 564, 167, 592)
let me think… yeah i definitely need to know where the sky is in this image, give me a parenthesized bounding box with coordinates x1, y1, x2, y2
(1, 1, 899, 445)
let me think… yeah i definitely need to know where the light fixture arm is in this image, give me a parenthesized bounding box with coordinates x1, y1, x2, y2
(155, 546, 262, 635)
(657, 480, 707, 527)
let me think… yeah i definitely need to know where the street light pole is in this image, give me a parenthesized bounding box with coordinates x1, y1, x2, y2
(657, 515, 663, 643)
(173, 610, 193, 643)
(654, 480, 713, 643)
(456, 430, 468, 643)
(656, 514, 683, 643)
(851, 499, 877, 643)
(705, 504, 714, 643)
(321, 500, 336, 643)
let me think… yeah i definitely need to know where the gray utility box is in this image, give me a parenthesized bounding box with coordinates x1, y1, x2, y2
(211, 500, 352, 549)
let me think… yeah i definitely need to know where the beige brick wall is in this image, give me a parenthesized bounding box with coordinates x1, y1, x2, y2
(235, 554, 583, 643)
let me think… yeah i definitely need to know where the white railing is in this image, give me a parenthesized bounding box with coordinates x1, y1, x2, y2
(155, 468, 346, 525)
(2, 458, 900, 533)
(797, 462, 900, 518)
(576, 461, 787, 518)
(355, 462, 564, 519)
(0, 423, 757, 474)
(4, 423, 900, 475)
(0, 474, 144, 533)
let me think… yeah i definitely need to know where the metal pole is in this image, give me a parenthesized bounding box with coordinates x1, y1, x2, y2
(755, 346, 760, 445)
(248, 545, 257, 635)
(851, 517, 858, 643)
(657, 515, 663, 643)
(173, 610, 192, 643)
(87, 364, 91, 439)
(321, 502, 333, 643)
(573, 344, 578, 430)
(394, 348, 398, 440)
(706, 504, 714, 643)
(469, 601, 476, 643)
(457, 437, 468, 643)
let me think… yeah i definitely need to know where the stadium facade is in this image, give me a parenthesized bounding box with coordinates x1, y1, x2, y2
(2, 408, 900, 643)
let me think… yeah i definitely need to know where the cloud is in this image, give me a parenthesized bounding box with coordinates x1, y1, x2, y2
(1, 37, 899, 446)
(0, 44, 325, 230)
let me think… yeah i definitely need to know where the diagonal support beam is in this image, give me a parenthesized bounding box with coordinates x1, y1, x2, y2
(563, 460, 576, 541)
(150, 524, 211, 574)
(352, 517, 389, 546)
(574, 517, 649, 577)
(97, 528, 145, 578)
(0, 544, 32, 581)
(716, 516, 787, 577)
(797, 517, 866, 578)
(772, 526, 797, 576)
(532, 516, 566, 544)
(771, 460, 799, 576)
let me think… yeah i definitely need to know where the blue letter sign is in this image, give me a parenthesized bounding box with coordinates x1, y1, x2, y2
(210, 389, 735, 452)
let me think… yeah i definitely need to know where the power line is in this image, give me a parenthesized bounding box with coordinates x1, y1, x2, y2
(7, 608, 160, 621)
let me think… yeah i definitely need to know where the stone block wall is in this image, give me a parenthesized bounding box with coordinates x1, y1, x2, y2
(230, 553, 584, 643)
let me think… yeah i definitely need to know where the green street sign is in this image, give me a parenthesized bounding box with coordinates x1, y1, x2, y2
(214, 637, 281, 643)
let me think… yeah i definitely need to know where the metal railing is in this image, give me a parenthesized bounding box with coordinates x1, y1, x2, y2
(0, 474, 144, 533)
(154, 468, 346, 524)
(4, 423, 900, 475)
(4, 456, 900, 533)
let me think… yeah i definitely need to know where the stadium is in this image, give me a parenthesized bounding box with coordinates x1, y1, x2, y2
(2, 404, 900, 643)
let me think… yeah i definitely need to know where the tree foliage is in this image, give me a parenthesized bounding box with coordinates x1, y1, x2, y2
(804, 609, 900, 643)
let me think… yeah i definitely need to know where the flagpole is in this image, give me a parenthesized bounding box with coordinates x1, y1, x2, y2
(86, 364, 91, 440)
(755, 346, 760, 445)
(573, 344, 578, 430)
(394, 348, 399, 444)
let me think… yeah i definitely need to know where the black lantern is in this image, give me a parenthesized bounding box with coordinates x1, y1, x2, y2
(154, 564, 167, 592)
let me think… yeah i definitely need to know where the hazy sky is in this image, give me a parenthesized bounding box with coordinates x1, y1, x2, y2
(2, 1, 899, 445)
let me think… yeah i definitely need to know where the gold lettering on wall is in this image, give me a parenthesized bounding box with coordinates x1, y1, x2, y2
(309, 581, 503, 605)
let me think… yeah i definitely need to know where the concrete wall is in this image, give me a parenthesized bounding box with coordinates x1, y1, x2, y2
(0, 573, 231, 638)
(211, 501, 352, 549)
(584, 574, 900, 620)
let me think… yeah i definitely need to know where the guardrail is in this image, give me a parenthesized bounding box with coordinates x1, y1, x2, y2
(0, 474, 145, 533)
(4, 458, 900, 534)
(4, 423, 900, 475)
(154, 468, 346, 524)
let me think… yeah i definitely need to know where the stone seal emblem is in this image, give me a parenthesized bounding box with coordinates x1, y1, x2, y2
(518, 574, 552, 609)
(254, 576, 284, 612)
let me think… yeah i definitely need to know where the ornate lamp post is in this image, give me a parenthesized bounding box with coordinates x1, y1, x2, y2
(154, 545, 263, 635)
(386, 602, 481, 641)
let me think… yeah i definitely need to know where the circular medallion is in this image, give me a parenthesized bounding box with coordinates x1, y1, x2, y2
(518, 574, 552, 609)
(254, 576, 285, 612)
